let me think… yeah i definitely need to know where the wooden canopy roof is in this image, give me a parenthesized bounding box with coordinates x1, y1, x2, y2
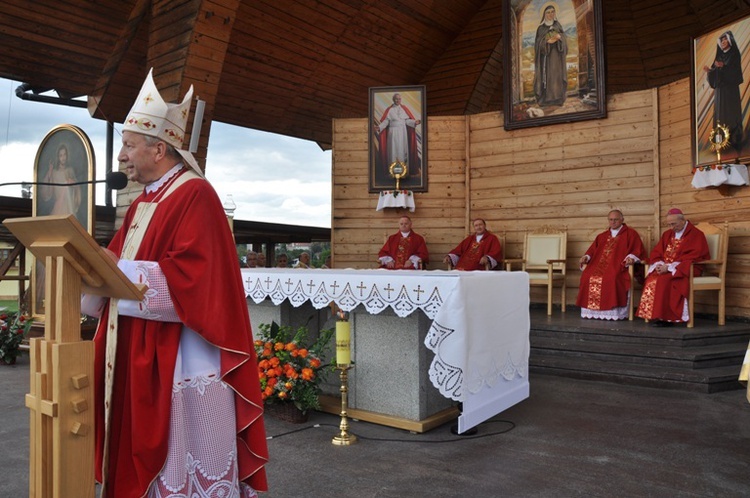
(1, 0, 749, 155)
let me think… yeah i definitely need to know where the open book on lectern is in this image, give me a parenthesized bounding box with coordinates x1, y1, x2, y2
(3, 213, 146, 301)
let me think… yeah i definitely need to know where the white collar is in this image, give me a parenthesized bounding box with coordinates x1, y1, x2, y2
(145, 163, 183, 194)
(475, 233, 485, 242)
(610, 226, 623, 237)
(401, 231, 411, 237)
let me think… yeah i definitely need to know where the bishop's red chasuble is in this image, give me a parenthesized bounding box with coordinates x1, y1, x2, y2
(636, 222, 710, 322)
(576, 224, 646, 312)
(93, 169, 268, 497)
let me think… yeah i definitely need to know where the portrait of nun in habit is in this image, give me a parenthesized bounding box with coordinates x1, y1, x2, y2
(533, 3, 568, 106)
(703, 30, 744, 151)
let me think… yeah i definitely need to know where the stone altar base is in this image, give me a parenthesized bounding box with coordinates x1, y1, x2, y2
(247, 299, 458, 432)
(321, 307, 458, 433)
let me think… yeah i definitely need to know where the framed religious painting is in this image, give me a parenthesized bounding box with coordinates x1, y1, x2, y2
(31, 124, 95, 319)
(502, 0, 606, 130)
(691, 12, 750, 169)
(369, 85, 427, 193)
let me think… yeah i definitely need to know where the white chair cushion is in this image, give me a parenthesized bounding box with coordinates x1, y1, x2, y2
(693, 276, 722, 285)
(705, 234, 720, 260)
(527, 272, 564, 281)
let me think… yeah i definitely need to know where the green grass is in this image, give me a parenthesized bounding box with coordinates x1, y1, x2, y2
(0, 299, 19, 313)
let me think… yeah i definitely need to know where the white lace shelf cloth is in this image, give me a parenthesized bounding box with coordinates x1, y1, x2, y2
(375, 190, 416, 212)
(691, 164, 749, 188)
(241, 268, 530, 402)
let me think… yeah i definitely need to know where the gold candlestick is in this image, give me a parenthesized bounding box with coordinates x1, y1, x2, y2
(332, 364, 357, 445)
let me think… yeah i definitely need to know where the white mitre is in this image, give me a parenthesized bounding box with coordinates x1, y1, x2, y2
(123, 68, 204, 177)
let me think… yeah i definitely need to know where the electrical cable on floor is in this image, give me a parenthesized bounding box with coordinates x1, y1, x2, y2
(266, 419, 516, 442)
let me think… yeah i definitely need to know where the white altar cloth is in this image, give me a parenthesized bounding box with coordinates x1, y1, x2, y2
(241, 268, 530, 431)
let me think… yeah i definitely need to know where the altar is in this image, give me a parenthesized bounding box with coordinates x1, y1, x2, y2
(241, 268, 530, 433)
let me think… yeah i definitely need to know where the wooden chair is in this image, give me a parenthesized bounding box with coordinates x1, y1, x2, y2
(505, 228, 567, 315)
(446, 232, 505, 271)
(688, 221, 728, 328)
(627, 227, 652, 321)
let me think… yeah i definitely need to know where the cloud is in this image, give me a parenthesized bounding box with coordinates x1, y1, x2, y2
(0, 78, 332, 227)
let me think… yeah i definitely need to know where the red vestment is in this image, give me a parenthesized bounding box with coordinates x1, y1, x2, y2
(93, 169, 268, 497)
(449, 231, 503, 270)
(378, 231, 429, 269)
(636, 222, 710, 322)
(575, 224, 646, 312)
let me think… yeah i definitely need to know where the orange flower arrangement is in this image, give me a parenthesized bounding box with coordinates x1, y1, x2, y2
(255, 321, 333, 413)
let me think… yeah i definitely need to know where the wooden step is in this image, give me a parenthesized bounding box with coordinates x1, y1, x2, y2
(531, 336, 746, 369)
(528, 307, 750, 393)
(529, 355, 743, 393)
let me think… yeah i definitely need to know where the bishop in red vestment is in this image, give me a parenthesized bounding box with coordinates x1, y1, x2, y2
(637, 209, 710, 325)
(85, 70, 268, 498)
(444, 219, 503, 270)
(575, 210, 646, 320)
(378, 215, 429, 269)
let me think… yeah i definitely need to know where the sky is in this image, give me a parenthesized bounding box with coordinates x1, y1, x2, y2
(0, 78, 332, 228)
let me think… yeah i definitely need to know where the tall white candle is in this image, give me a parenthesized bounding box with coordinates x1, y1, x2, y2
(335, 320, 351, 365)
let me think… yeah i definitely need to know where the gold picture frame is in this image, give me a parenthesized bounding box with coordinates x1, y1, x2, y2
(503, 0, 606, 130)
(31, 124, 95, 319)
(691, 12, 750, 168)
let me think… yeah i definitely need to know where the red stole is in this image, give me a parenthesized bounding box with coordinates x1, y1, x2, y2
(395, 235, 412, 267)
(456, 239, 484, 270)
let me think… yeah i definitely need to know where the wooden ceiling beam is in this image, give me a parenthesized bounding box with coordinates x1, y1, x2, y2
(147, 0, 241, 172)
(87, 0, 151, 123)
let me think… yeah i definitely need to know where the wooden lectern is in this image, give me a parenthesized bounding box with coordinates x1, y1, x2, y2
(4, 214, 145, 498)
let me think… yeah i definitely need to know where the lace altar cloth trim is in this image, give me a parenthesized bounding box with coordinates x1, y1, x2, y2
(242, 269, 530, 402)
(242, 268, 458, 319)
(147, 375, 257, 498)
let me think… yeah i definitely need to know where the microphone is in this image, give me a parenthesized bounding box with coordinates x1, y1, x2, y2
(0, 171, 129, 190)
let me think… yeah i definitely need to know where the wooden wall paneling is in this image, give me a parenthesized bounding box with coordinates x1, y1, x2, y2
(466, 89, 658, 306)
(332, 81, 750, 319)
(332, 115, 468, 269)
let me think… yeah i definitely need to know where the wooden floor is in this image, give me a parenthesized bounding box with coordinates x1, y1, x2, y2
(529, 306, 750, 393)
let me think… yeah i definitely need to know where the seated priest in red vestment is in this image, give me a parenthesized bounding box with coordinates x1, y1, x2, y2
(443, 218, 503, 270)
(378, 215, 429, 269)
(637, 208, 710, 326)
(575, 210, 646, 320)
